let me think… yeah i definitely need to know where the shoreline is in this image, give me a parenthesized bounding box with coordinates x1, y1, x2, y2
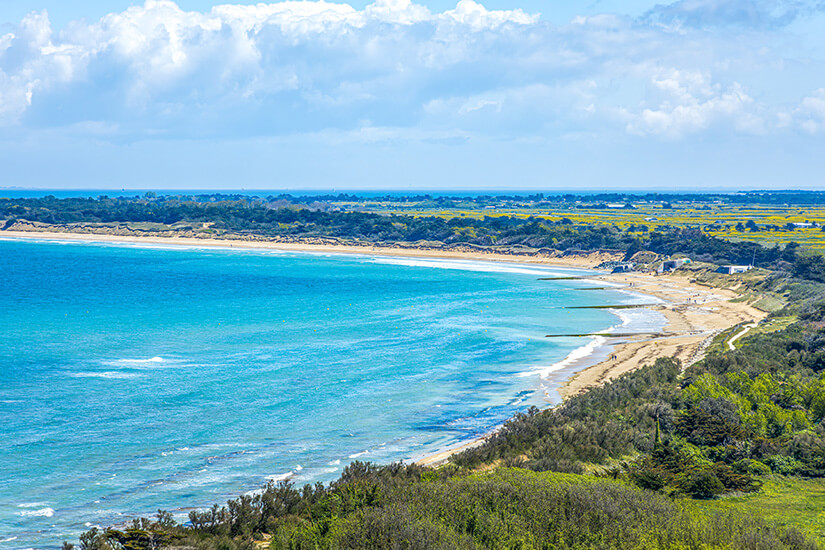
(416, 272, 765, 467)
(2, 229, 766, 470)
(0, 229, 621, 270)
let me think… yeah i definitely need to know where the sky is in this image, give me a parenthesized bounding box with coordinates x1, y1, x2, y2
(0, 0, 824, 191)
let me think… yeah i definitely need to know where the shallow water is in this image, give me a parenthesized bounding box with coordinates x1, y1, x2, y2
(0, 238, 661, 549)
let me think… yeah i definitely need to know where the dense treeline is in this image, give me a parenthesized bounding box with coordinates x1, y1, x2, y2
(1, 195, 820, 275)
(452, 357, 681, 473)
(73, 468, 816, 550)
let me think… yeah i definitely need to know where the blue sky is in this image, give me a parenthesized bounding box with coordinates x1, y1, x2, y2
(1, 0, 824, 191)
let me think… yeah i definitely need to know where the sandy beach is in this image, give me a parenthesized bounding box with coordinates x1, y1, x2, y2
(416, 276, 765, 466)
(0, 228, 622, 269)
(557, 272, 766, 398)
(2, 228, 766, 468)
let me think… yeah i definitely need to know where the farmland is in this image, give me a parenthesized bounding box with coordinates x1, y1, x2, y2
(346, 199, 825, 250)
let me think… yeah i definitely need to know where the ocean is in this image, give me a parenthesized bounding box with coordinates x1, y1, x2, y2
(0, 237, 663, 549)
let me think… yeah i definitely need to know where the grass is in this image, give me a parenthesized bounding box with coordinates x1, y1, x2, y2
(706, 324, 743, 354)
(753, 294, 787, 312)
(34, 197, 825, 250)
(360, 200, 825, 250)
(697, 476, 825, 542)
(748, 315, 798, 336)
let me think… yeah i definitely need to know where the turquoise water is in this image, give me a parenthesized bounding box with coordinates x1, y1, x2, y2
(0, 238, 657, 549)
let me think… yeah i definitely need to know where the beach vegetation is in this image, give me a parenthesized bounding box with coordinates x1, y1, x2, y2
(74, 469, 819, 550)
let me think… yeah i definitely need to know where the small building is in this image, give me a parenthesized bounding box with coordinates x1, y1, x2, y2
(660, 258, 691, 273)
(792, 222, 816, 228)
(611, 262, 635, 273)
(716, 265, 751, 274)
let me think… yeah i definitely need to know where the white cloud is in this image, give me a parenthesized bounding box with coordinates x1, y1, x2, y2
(0, 0, 821, 145)
(442, 0, 537, 29)
(795, 88, 825, 133)
(0, 0, 542, 126)
(0, 10, 88, 122)
(625, 69, 760, 137)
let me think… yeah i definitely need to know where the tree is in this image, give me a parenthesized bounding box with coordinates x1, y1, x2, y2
(684, 471, 724, 499)
(78, 528, 112, 550)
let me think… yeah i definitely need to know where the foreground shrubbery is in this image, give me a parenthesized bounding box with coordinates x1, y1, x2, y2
(75, 468, 818, 550)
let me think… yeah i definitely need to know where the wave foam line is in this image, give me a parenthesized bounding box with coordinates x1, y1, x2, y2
(17, 507, 55, 518)
(68, 371, 140, 379)
(370, 257, 575, 277)
(517, 336, 607, 379)
(610, 309, 633, 329)
(118, 357, 164, 363)
(606, 306, 668, 334)
(266, 472, 293, 482)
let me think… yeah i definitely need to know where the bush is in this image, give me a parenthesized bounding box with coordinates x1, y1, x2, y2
(733, 458, 772, 477)
(684, 471, 725, 499)
(78, 469, 819, 550)
(764, 455, 804, 475)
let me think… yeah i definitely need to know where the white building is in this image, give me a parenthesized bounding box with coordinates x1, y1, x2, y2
(716, 265, 751, 274)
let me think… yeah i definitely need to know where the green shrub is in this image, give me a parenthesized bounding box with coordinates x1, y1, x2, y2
(683, 471, 725, 499)
(733, 458, 772, 477)
(764, 455, 804, 475)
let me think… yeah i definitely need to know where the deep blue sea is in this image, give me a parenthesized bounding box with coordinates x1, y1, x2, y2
(0, 238, 662, 549)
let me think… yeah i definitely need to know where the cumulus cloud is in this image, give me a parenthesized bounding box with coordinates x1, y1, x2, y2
(794, 88, 825, 133)
(0, 0, 822, 143)
(0, 10, 83, 122)
(0, 0, 540, 131)
(624, 69, 762, 138)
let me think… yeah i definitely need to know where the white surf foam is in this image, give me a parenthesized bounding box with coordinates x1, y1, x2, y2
(610, 309, 633, 329)
(617, 288, 665, 305)
(266, 472, 293, 482)
(69, 371, 140, 379)
(370, 257, 579, 277)
(518, 336, 607, 379)
(118, 357, 164, 364)
(17, 507, 55, 518)
(606, 307, 667, 334)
